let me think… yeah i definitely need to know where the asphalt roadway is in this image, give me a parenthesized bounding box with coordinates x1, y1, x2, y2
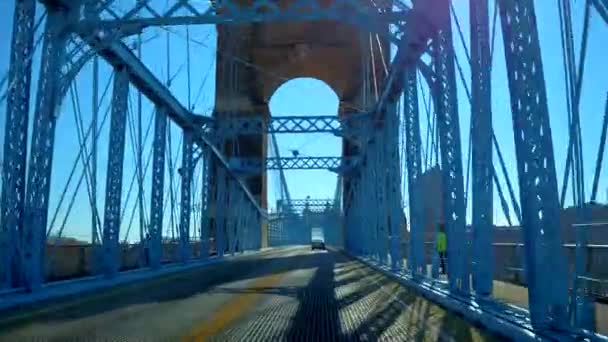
(0, 246, 502, 341)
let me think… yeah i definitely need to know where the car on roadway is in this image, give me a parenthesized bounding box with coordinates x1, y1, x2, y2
(311, 239, 326, 250)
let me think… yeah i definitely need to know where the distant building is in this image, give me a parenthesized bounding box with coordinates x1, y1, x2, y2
(416, 166, 608, 245)
(46, 235, 88, 246)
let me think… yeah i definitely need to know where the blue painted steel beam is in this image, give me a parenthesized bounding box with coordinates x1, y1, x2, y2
(85, 0, 407, 44)
(497, 0, 569, 329)
(372, 0, 451, 121)
(21, 6, 71, 290)
(470, 0, 494, 296)
(75, 26, 265, 217)
(230, 156, 358, 171)
(267, 157, 357, 171)
(0, 0, 37, 289)
(194, 114, 372, 143)
(385, 100, 403, 272)
(101, 68, 129, 278)
(431, 0, 468, 294)
(403, 68, 426, 278)
(215, 166, 227, 258)
(148, 107, 167, 269)
(199, 149, 211, 260)
(277, 199, 334, 211)
(178, 131, 194, 263)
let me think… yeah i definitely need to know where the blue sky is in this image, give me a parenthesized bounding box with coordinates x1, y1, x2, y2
(0, 0, 607, 242)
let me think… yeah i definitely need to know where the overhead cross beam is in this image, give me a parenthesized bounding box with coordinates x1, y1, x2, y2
(229, 156, 358, 172)
(277, 199, 335, 211)
(85, 0, 408, 44)
(267, 157, 357, 170)
(193, 114, 372, 142)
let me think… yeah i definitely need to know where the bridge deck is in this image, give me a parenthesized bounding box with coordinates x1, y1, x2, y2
(0, 247, 499, 341)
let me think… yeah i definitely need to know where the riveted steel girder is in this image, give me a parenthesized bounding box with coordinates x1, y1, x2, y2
(0, 0, 37, 289)
(101, 68, 129, 278)
(229, 156, 358, 172)
(497, 0, 569, 329)
(403, 68, 425, 278)
(148, 107, 167, 269)
(193, 114, 373, 145)
(179, 131, 194, 263)
(199, 148, 211, 260)
(431, 0, 468, 294)
(21, 7, 71, 290)
(470, 0, 494, 296)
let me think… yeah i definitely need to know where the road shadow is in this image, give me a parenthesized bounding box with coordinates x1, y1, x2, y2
(1, 247, 503, 341)
(0, 247, 326, 328)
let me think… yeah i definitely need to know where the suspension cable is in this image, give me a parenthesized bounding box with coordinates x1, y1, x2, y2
(369, 33, 379, 102)
(493, 168, 513, 226)
(591, 94, 608, 202)
(450, 3, 471, 65)
(47, 72, 114, 237)
(120, 98, 155, 225)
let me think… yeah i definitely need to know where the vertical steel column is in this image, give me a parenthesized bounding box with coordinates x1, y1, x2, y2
(178, 130, 193, 263)
(237, 192, 245, 253)
(353, 180, 362, 255)
(355, 179, 365, 255)
(372, 142, 385, 263)
(404, 69, 426, 277)
(21, 7, 71, 290)
(215, 166, 226, 257)
(226, 181, 236, 255)
(242, 205, 249, 251)
(386, 102, 403, 271)
(0, 0, 36, 289)
(370, 140, 381, 262)
(149, 107, 167, 269)
(90, 56, 100, 267)
(361, 161, 372, 257)
(470, 0, 494, 296)
(200, 149, 211, 260)
(497, 0, 569, 328)
(432, 0, 468, 293)
(253, 212, 261, 250)
(235, 194, 243, 252)
(101, 68, 130, 278)
(252, 208, 258, 250)
(361, 153, 372, 258)
(241, 203, 249, 251)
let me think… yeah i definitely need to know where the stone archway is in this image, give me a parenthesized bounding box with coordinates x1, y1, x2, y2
(213, 12, 390, 246)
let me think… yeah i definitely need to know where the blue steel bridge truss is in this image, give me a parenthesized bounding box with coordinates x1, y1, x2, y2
(194, 114, 373, 144)
(0, 0, 606, 341)
(229, 156, 358, 172)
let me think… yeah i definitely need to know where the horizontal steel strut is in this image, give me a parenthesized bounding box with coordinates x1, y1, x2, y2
(193, 114, 374, 143)
(229, 156, 359, 172)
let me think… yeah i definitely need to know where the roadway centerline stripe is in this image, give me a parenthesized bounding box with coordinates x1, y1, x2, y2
(182, 271, 287, 342)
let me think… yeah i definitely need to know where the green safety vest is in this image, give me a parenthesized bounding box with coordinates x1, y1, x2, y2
(436, 232, 447, 252)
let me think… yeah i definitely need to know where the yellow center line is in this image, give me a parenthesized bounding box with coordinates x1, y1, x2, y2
(182, 271, 286, 342)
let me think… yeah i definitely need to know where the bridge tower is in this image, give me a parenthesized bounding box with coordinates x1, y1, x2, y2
(213, 3, 389, 247)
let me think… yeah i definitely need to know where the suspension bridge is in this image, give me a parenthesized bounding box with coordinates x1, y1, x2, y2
(0, 0, 607, 340)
